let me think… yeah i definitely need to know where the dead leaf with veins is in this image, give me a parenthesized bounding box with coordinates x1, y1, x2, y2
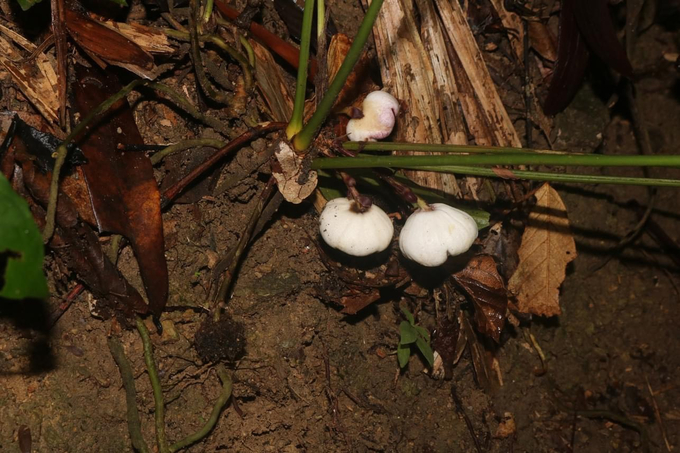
(454, 255, 508, 342)
(508, 183, 577, 317)
(272, 141, 318, 204)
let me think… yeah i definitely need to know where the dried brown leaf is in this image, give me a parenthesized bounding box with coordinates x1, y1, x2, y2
(528, 20, 558, 62)
(272, 140, 318, 204)
(508, 184, 576, 316)
(72, 65, 168, 316)
(251, 40, 293, 122)
(454, 255, 508, 342)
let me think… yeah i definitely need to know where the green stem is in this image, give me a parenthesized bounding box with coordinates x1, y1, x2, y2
(343, 141, 570, 154)
(203, 0, 214, 23)
(400, 165, 680, 187)
(293, 0, 385, 151)
(151, 139, 227, 165)
(317, 0, 325, 41)
(136, 317, 170, 453)
(42, 79, 147, 242)
(311, 154, 680, 169)
(239, 35, 255, 67)
(108, 336, 151, 453)
(286, 0, 317, 140)
(169, 365, 233, 452)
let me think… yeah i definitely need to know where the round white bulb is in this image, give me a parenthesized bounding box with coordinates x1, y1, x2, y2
(319, 198, 394, 256)
(399, 203, 478, 267)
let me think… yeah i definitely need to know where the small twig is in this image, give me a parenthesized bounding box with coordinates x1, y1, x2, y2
(17, 34, 54, 64)
(42, 79, 147, 242)
(451, 384, 482, 453)
(213, 177, 276, 317)
(136, 317, 171, 453)
(164, 28, 253, 91)
(645, 376, 672, 452)
(146, 82, 234, 137)
(47, 283, 84, 329)
(169, 365, 233, 452)
(51, 0, 67, 125)
(108, 335, 151, 453)
(522, 19, 533, 149)
(161, 122, 285, 206)
(151, 138, 227, 165)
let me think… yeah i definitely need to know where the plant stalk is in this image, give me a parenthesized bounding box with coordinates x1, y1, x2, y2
(400, 165, 680, 187)
(286, 0, 317, 140)
(343, 141, 571, 154)
(293, 0, 385, 151)
(136, 317, 170, 453)
(311, 154, 680, 169)
(169, 365, 232, 452)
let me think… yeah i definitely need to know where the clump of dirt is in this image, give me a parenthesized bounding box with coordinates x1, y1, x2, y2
(193, 315, 246, 362)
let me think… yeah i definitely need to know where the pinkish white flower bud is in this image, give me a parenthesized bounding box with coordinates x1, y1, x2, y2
(346, 91, 400, 142)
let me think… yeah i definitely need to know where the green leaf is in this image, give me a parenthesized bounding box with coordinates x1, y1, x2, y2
(397, 343, 411, 368)
(15, 0, 43, 11)
(400, 307, 415, 325)
(399, 321, 417, 345)
(415, 336, 435, 368)
(107, 0, 128, 7)
(0, 173, 48, 300)
(414, 325, 430, 342)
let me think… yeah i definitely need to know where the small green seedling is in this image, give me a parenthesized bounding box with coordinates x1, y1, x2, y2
(397, 308, 434, 369)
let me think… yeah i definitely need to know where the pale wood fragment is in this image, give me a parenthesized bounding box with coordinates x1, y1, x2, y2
(251, 40, 293, 123)
(0, 36, 59, 123)
(435, 0, 522, 148)
(367, 0, 459, 196)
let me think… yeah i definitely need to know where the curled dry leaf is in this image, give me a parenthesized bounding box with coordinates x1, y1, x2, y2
(454, 255, 508, 342)
(272, 140, 318, 204)
(508, 184, 576, 317)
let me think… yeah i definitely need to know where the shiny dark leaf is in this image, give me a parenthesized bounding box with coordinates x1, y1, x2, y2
(453, 255, 507, 342)
(572, 0, 633, 77)
(544, 0, 590, 115)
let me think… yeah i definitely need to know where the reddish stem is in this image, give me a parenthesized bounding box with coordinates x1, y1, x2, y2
(214, 0, 318, 79)
(161, 122, 286, 207)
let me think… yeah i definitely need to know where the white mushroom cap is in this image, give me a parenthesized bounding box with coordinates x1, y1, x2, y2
(319, 197, 394, 256)
(346, 91, 400, 142)
(399, 203, 478, 267)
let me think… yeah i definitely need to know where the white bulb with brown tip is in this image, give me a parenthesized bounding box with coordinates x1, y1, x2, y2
(319, 198, 394, 256)
(346, 91, 400, 142)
